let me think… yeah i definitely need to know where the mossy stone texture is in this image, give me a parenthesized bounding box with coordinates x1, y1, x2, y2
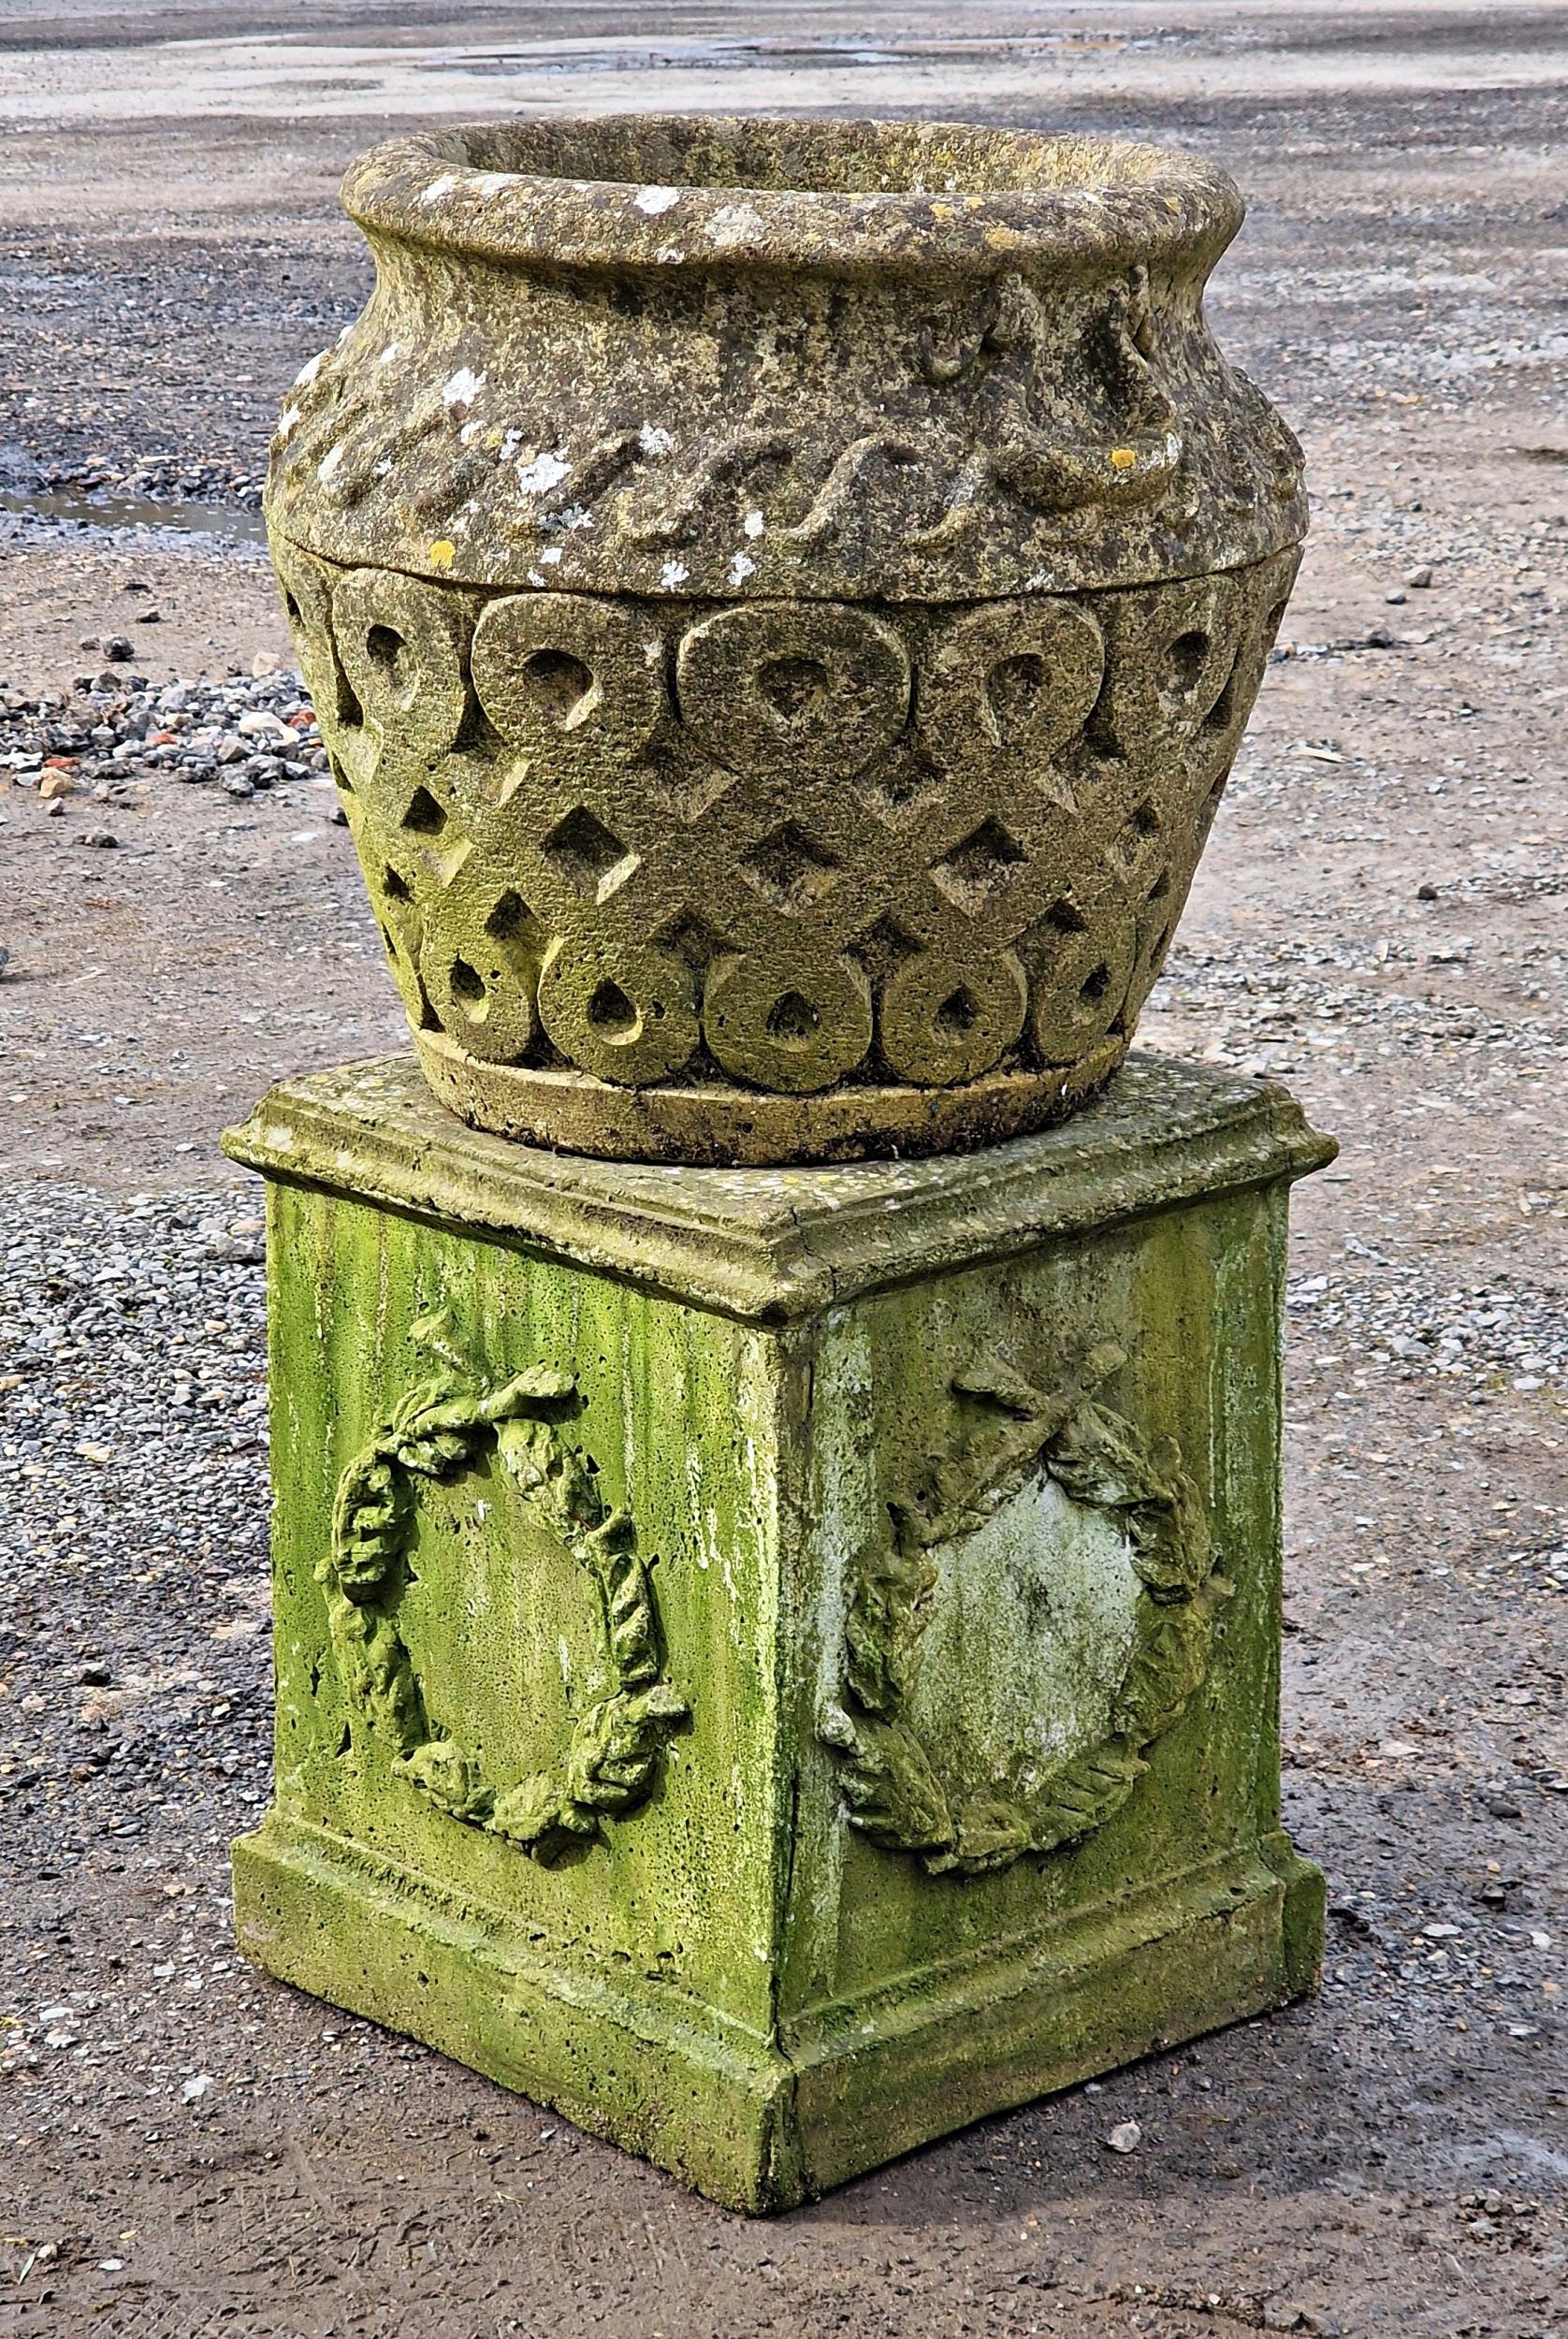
(266, 117, 1305, 1164)
(225, 1052, 1332, 2212)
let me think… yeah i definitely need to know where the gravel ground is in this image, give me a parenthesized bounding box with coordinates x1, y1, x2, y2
(1, 4, 1566, 2335)
(4, 664, 332, 819)
(2, 665, 329, 814)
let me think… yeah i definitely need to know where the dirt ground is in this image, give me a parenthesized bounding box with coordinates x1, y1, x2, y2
(0, 5, 1564, 2334)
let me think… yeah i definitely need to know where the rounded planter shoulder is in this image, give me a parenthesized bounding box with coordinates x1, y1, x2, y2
(267, 115, 1304, 1166)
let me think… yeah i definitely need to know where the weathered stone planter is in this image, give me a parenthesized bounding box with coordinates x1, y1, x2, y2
(266, 116, 1305, 1165)
(234, 117, 1328, 2212)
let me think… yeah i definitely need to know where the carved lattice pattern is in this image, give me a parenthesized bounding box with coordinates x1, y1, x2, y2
(274, 540, 1298, 1100)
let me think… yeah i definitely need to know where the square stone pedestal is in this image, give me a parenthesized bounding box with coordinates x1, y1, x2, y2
(224, 1052, 1332, 2212)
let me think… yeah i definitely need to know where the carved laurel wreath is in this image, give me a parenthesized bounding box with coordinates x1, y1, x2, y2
(820, 1341, 1230, 1878)
(318, 1309, 686, 1863)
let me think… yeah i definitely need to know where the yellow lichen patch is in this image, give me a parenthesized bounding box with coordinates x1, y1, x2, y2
(428, 540, 457, 571)
(1110, 448, 1139, 471)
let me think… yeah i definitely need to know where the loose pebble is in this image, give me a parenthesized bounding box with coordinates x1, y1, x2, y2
(0, 666, 327, 806)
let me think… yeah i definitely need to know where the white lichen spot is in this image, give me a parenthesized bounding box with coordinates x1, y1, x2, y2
(276, 402, 301, 441)
(659, 559, 690, 590)
(472, 171, 512, 197)
(376, 341, 401, 368)
(498, 429, 523, 462)
(458, 419, 481, 445)
(515, 449, 572, 497)
(634, 184, 682, 216)
(911, 1475, 1140, 1778)
(292, 351, 325, 391)
(443, 366, 485, 410)
(315, 443, 344, 483)
(336, 322, 353, 344)
(727, 551, 757, 586)
(527, 568, 546, 587)
(538, 545, 563, 565)
(373, 457, 393, 477)
(641, 636, 662, 666)
(637, 422, 675, 458)
(706, 203, 765, 248)
(743, 507, 765, 538)
(418, 172, 458, 206)
(554, 503, 593, 531)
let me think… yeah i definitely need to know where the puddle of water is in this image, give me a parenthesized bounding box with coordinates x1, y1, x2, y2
(0, 486, 269, 548)
(446, 32, 1139, 76)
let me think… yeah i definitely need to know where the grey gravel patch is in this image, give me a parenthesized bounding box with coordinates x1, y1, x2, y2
(0, 665, 330, 806)
(0, 1183, 271, 1923)
(1287, 1265, 1568, 1405)
(22, 452, 263, 511)
(1150, 944, 1567, 1078)
(1319, 1881, 1564, 2039)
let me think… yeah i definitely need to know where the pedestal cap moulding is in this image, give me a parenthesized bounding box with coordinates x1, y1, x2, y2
(267, 116, 1306, 1163)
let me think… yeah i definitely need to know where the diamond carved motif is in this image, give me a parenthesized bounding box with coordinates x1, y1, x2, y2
(541, 805, 642, 903)
(1107, 797, 1163, 883)
(739, 821, 842, 916)
(282, 528, 1302, 1158)
(929, 816, 1028, 917)
(401, 784, 448, 836)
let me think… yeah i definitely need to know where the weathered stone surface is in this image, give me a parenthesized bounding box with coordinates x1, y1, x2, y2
(266, 117, 1305, 1163)
(225, 1051, 1332, 2211)
(270, 118, 1304, 601)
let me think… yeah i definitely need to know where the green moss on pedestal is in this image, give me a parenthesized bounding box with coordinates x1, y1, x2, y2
(225, 1051, 1332, 2211)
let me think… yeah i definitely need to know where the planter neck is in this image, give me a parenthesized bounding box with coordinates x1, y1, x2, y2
(265, 113, 1305, 602)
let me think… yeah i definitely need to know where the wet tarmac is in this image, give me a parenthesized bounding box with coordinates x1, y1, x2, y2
(0, 0, 1565, 124)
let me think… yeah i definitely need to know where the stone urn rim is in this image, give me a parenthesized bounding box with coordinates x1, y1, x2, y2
(342, 114, 1245, 283)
